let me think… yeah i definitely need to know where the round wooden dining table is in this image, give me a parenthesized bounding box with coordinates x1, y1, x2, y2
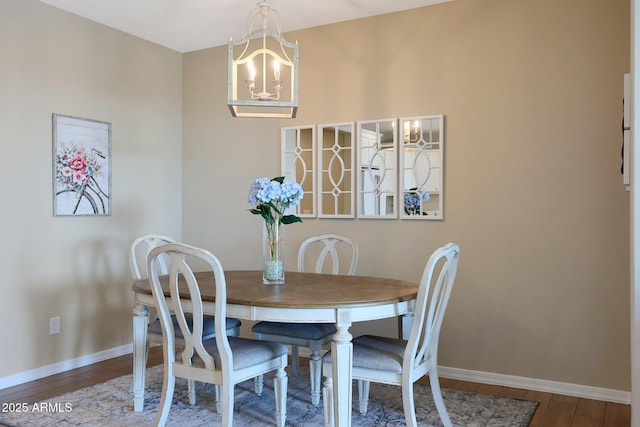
(131, 270, 418, 427)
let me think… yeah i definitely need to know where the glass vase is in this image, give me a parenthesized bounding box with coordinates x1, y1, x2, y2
(262, 221, 285, 285)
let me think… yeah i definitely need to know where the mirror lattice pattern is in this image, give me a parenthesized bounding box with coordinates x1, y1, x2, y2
(358, 119, 397, 218)
(281, 126, 316, 217)
(319, 123, 355, 217)
(400, 115, 443, 219)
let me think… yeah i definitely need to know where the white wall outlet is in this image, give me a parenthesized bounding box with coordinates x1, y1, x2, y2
(49, 316, 61, 335)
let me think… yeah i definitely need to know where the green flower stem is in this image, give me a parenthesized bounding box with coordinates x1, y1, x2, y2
(264, 220, 281, 260)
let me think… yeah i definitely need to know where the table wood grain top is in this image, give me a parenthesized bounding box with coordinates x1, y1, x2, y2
(132, 270, 418, 309)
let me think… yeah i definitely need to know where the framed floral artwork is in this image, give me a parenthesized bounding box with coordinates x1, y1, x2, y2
(53, 114, 111, 216)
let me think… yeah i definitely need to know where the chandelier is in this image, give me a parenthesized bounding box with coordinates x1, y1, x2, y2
(403, 120, 420, 144)
(228, 2, 299, 118)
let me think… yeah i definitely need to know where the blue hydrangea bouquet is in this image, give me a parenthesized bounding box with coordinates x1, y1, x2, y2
(248, 176, 303, 283)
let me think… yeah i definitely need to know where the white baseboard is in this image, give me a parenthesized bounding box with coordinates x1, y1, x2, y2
(438, 366, 630, 405)
(297, 348, 630, 405)
(0, 344, 133, 390)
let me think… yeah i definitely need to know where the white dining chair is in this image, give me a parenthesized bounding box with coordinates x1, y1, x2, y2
(321, 242, 460, 427)
(147, 242, 288, 427)
(129, 233, 241, 406)
(252, 234, 358, 406)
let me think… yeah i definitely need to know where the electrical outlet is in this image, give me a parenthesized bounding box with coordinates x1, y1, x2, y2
(49, 316, 61, 335)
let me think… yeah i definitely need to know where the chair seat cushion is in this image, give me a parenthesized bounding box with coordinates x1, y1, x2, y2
(252, 321, 337, 340)
(194, 337, 288, 370)
(148, 314, 241, 338)
(323, 335, 406, 372)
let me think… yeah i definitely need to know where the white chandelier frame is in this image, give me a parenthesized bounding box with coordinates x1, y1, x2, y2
(228, 2, 298, 118)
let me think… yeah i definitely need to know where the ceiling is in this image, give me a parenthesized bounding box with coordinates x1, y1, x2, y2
(39, 0, 451, 53)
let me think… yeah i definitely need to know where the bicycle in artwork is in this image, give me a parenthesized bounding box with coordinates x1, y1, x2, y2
(55, 145, 109, 215)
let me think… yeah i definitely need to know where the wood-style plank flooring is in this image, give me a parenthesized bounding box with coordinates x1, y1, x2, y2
(0, 346, 630, 426)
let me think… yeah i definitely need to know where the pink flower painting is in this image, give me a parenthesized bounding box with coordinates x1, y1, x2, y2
(53, 115, 111, 216)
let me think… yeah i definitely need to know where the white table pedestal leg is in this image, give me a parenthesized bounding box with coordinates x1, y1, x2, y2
(332, 308, 353, 427)
(132, 303, 149, 412)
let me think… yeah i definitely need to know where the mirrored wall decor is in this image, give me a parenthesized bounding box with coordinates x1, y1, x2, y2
(281, 125, 316, 217)
(399, 115, 444, 220)
(281, 114, 444, 221)
(357, 119, 398, 219)
(318, 122, 355, 218)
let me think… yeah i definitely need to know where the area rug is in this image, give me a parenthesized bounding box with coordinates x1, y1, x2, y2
(0, 365, 538, 426)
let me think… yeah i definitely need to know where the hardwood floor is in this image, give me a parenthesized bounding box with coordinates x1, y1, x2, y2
(0, 346, 630, 426)
(434, 376, 630, 427)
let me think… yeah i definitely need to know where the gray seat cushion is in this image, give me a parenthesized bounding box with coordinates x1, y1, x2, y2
(323, 335, 406, 372)
(148, 314, 241, 338)
(252, 321, 336, 340)
(191, 337, 288, 370)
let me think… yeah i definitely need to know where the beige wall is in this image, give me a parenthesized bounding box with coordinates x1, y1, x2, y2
(0, 0, 631, 395)
(0, 0, 183, 377)
(182, 0, 631, 391)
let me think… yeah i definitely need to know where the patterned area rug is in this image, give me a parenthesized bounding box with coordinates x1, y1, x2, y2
(0, 365, 538, 426)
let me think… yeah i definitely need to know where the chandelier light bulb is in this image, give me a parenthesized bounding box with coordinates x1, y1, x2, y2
(273, 59, 280, 80)
(247, 59, 256, 80)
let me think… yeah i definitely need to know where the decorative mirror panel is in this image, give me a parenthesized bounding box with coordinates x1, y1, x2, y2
(281, 125, 316, 217)
(318, 123, 355, 218)
(399, 115, 444, 219)
(357, 119, 398, 219)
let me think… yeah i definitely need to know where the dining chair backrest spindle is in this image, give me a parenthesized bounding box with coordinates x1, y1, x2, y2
(297, 234, 359, 275)
(130, 233, 176, 280)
